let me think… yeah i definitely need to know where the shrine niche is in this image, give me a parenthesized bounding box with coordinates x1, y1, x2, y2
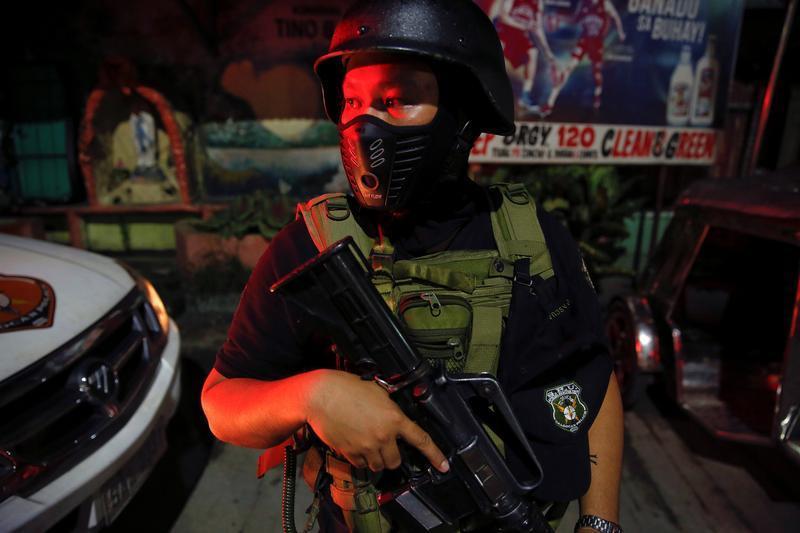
(78, 57, 194, 205)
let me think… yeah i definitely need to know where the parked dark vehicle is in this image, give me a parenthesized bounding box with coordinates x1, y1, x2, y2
(605, 178, 800, 462)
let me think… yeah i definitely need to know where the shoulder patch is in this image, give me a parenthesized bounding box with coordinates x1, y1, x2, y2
(545, 381, 588, 433)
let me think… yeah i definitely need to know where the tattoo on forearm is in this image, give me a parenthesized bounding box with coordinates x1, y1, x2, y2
(589, 454, 598, 465)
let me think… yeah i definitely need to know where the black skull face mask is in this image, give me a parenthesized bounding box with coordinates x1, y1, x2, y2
(338, 108, 460, 211)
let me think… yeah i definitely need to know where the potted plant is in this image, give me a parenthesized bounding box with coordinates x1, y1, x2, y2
(175, 190, 293, 275)
(479, 165, 645, 282)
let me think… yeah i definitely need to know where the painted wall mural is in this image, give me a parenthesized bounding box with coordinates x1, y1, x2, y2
(200, 118, 345, 199)
(200, 0, 350, 199)
(68, 1, 353, 202)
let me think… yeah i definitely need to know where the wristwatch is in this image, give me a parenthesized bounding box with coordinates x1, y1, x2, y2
(574, 514, 623, 533)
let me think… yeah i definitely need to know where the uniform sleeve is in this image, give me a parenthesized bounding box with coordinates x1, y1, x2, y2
(213, 219, 320, 380)
(499, 207, 610, 390)
(498, 207, 613, 502)
(536, 207, 608, 361)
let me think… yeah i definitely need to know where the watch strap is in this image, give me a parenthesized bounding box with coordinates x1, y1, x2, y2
(574, 514, 623, 533)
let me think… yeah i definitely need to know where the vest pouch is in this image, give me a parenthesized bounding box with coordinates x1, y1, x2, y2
(398, 292, 472, 373)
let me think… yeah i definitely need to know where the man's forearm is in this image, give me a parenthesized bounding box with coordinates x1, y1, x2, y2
(201, 368, 328, 449)
(579, 373, 623, 525)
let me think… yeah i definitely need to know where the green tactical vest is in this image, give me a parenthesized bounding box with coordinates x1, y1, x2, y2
(297, 183, 553, 376)
(295, 183, 554, 532)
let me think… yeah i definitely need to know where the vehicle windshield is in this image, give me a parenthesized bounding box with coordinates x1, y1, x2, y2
(643, 211, 703, 308)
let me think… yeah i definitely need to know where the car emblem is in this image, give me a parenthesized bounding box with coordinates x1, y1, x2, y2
(77, 360, 119, 409)
(0, 275, 56, 333)
(545, 381, 588, 433)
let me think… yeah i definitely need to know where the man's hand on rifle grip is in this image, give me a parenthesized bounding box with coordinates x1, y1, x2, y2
(306, 369, 450, 473)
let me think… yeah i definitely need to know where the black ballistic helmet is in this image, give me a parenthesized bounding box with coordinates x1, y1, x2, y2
(314, 0, 516, 136)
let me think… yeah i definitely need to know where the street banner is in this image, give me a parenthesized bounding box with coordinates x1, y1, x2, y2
(471, 0, 745, 165)
(470, 122, 716, 163)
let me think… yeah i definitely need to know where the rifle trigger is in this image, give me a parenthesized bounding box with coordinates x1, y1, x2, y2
(373, 375, 401, 394)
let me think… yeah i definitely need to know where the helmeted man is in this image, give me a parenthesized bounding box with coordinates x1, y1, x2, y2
(201, 1, 623, 532)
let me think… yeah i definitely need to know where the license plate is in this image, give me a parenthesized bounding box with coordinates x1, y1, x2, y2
(96, 425, 168, 525)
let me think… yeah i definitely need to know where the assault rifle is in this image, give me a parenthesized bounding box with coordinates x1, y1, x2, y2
(271, 237, 552, 533)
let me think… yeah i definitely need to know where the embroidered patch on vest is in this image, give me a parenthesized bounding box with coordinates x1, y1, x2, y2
(545, 381, 588, 433)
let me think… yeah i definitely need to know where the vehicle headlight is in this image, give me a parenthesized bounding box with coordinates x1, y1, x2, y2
(140, 277, 170, 334)
(116, 261, 170, 335)
(0, 452, 15, 486)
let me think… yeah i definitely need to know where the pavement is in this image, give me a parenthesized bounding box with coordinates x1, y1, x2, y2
(172, 444, 314, 533)
(173, 443, 581, 532)
(121, 253, 322, 533)
(174, 388, 800, 532)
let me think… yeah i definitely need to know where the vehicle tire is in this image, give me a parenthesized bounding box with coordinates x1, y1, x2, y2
(605, 300, 647, 409)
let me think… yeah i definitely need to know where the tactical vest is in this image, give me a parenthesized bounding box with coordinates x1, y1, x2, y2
(295, 183, 554, 532)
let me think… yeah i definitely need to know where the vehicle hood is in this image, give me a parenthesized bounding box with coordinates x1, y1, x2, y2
(0, 235, 135, 378)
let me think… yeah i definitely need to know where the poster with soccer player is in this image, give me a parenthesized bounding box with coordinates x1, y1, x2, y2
(472, 0, 745, 165)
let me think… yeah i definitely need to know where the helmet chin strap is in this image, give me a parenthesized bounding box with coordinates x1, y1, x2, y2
(454, 119, 477, 155)
(424, 118, 476, 198)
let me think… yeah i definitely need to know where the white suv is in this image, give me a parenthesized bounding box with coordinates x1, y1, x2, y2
(0, 234, 181, 531)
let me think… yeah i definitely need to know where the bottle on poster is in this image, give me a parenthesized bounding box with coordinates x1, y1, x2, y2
(667, 46, 694, 126)
(690, 35, 719, 127)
